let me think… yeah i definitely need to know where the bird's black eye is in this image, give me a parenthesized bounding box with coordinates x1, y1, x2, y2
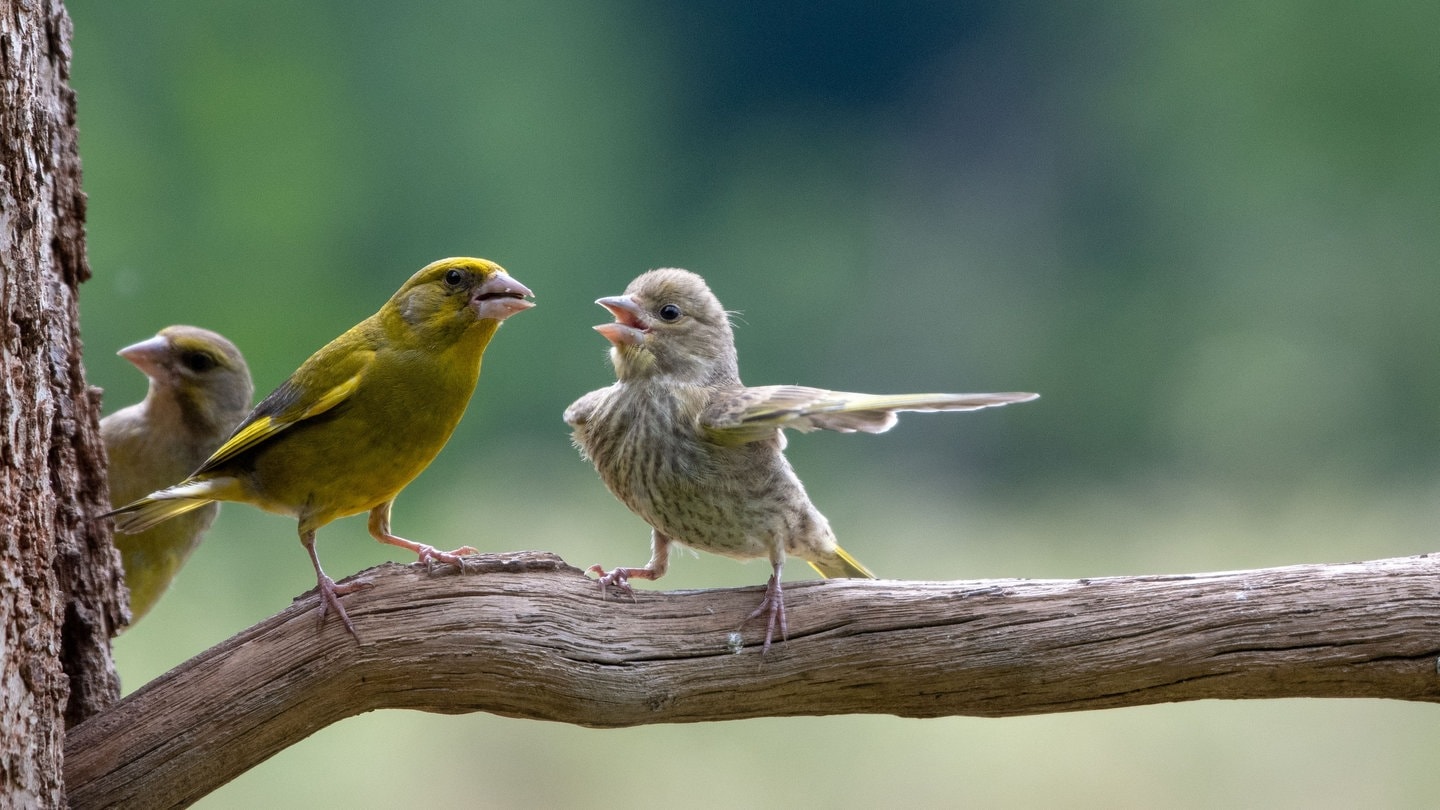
(657, 303, 683, 322)
(180, 351, 218, 373)
(444, 268, 466, 287)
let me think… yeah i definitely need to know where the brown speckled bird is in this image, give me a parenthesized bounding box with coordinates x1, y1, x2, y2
(565, 268, 1038, 651)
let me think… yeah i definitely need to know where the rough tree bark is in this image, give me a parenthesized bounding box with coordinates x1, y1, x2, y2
(1, 0, 124, 806)
(63, 550, 1440, 809)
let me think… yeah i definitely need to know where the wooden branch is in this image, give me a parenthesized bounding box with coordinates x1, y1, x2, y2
(64, 551, 1440, 808)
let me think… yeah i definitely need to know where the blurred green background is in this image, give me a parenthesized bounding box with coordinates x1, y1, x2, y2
(69, 0, 1440, 807)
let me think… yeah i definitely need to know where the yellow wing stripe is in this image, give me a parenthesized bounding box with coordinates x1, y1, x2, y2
(806, 545, 877, 579)
(110, 496, 213, 535)
(201, 372, 363, 469)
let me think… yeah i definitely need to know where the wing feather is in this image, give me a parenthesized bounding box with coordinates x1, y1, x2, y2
(702, 386, 1038, 445)
(195, 344, 372, 472)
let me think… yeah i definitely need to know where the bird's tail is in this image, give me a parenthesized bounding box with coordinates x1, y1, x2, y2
(807, 545, 876, 579)
(105, 496, 214, 535)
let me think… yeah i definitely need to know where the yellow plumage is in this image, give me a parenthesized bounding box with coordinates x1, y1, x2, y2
(106, 258, 534, 637)
(808, 545, 875, 580)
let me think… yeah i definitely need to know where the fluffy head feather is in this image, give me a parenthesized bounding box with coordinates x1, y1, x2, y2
(593, 268, 739, 384)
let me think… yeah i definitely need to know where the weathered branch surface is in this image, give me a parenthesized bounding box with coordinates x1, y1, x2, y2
(65, 551, 1440, 808)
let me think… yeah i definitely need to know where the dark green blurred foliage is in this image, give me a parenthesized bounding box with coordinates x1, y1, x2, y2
(70, 1, 1440, 806)
(76, 0, 1440, 495)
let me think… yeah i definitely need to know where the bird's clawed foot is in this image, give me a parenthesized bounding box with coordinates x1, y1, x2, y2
(742, 573, 787, 654)
(367, 509, 477, 573)
(411, 542, 479, 573)
(314, 574, 373, 640)
(586, 564, 644, 602)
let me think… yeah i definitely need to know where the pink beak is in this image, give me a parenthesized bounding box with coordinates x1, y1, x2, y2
(117, 335, 170, 379)
(472, 273, 535, 321)
(594, 295, 648, 347)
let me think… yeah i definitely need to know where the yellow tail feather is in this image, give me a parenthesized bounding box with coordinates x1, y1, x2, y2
(106, 497, 214, 535)
(807, 544, 876, 579)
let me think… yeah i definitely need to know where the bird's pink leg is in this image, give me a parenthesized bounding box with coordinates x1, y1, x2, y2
(368, 502, 477, 569)
(589, 530, 672, 600)
(301, 528, 370, 639)
(743, 561, 787, 653)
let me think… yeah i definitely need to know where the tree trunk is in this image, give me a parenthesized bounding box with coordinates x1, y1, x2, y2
(1, 0, 124, 806)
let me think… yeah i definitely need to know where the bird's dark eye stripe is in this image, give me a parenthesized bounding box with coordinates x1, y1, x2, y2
(444, 268, 465, 286)
(180, 351, 218, 372)
(658, 303, 682, 322)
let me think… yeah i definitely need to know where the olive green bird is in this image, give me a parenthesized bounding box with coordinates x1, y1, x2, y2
(101, 326, 254, 628)
(107, 258, 534, 637)
(565, 268, 1037, 652)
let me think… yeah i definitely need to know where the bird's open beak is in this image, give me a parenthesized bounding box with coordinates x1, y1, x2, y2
(472, 273, 535, 322)
(117, 335, 169, 379)
(594, 295, 648, 347)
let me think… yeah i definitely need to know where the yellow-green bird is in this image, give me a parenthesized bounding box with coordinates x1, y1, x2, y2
(106, 258, 534, 637)
(101, 326, 254, 628)
(565, 268, 1037, 651)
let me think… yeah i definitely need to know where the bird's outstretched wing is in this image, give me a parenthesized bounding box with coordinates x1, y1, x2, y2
(702, 386, 1038, 445)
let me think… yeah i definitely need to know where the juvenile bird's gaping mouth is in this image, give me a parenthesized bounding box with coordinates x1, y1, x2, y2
(594, 295, 648, 347)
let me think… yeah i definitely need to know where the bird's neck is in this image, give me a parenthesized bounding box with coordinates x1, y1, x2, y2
(433, 319, 501, 388)
(610, 347, 741, 387)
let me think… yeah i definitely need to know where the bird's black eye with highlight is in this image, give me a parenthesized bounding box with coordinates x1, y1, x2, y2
(180, 351, 218, 373)
(657, 303, 683, 322)
(444, 268, 466, 287)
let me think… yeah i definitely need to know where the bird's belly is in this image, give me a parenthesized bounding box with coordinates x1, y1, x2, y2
(241, 407, 457, 524)
(606, 443, 797, 561)
(579, 391, 826, 562)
